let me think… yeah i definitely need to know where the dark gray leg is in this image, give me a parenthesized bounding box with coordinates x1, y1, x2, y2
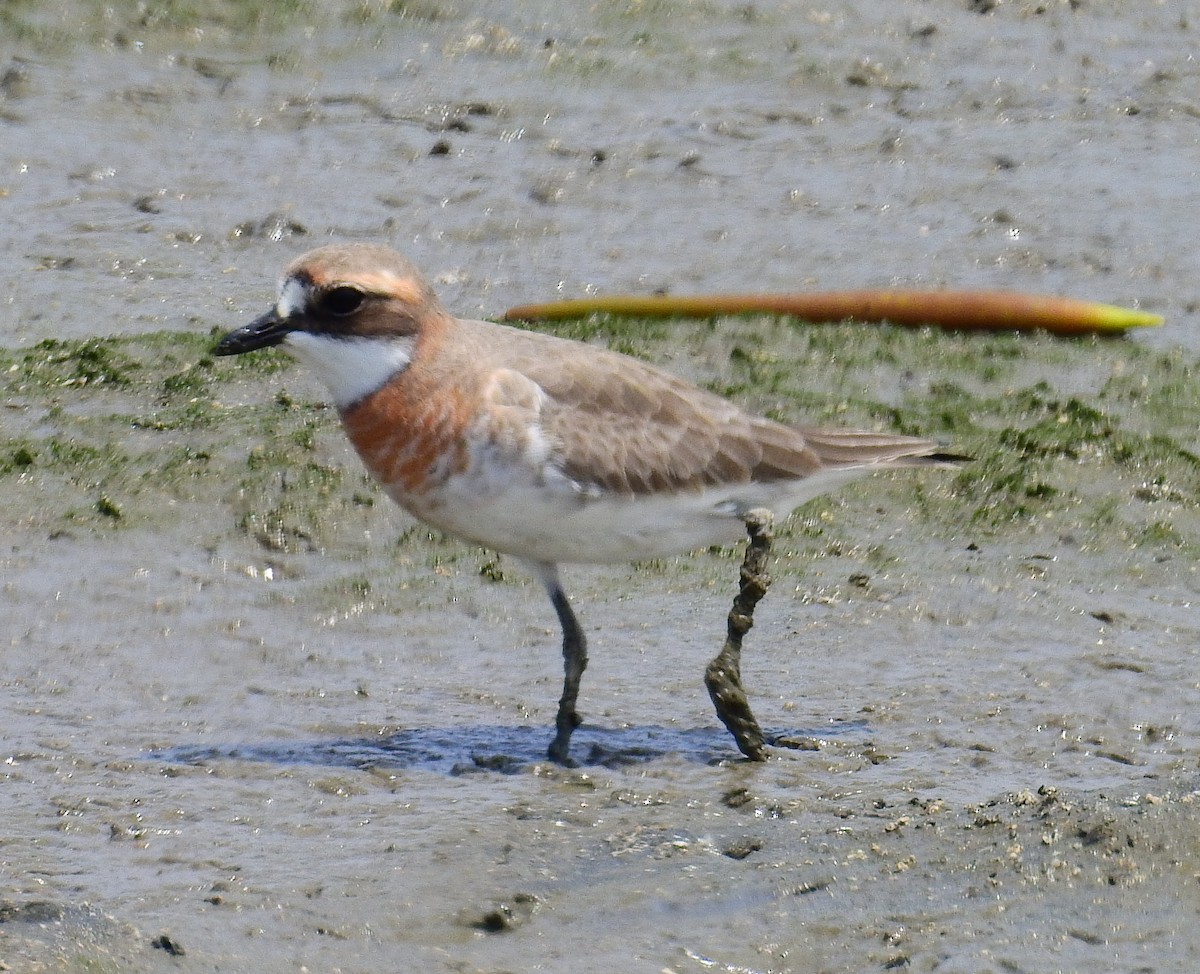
(532, 562, 588, 765)
(705, 508, 773, 761)
(547, 584, 588, 765)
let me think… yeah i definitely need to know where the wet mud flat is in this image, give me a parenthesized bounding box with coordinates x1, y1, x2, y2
(4, 1, 1200, 972)
(5, 320, 1200, 972)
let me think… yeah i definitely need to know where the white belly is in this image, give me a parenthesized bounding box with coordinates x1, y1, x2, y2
(393, 466, 868, 565)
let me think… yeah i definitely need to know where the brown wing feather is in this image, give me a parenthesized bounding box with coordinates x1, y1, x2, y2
(793, 427, 955, 466)
(509, 339, 826, 495)
(468, 319, 953, 498)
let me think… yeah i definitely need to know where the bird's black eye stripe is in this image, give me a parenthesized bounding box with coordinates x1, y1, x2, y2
(318, 285, 365, 317)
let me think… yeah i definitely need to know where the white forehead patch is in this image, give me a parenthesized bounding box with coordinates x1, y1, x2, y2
(284, 332, 416, 410)
(276, 276, 309, 319)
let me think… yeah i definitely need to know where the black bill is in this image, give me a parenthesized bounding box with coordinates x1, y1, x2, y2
(214, 308, 293, 356)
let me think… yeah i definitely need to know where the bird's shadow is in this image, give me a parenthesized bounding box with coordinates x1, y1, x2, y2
(149, 721, 871, 775)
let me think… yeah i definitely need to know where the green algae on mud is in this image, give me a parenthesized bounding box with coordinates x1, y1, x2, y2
(0, 329, 355, 542)
(1, 0, 345, 50)
(2, 319, 1198, 571)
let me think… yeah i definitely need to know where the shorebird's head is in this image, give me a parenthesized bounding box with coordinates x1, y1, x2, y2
(215, 243, 447, 408)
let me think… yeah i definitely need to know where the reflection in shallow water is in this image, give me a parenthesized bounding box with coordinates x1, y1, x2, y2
(151, 720, 871, 773)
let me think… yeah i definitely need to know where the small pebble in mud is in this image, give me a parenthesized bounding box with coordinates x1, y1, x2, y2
(774, 735, 821, 751)
(150, 933, 185, 956)
(452, 752, 523, 773)
(529, 179, 564, 204)
(878, 129, 903, 154)
(34, 254, 77, 271)
(722, 837, 765, 860)
(95, 494, 122, 519)
(0, 63, 31, 99)
(229, 212, 307, 241)
(464, 892, 540, 933)
(722, 787, 754, 809)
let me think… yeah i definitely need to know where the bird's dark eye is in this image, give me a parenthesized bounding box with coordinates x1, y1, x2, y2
(319, 285, 365, 317)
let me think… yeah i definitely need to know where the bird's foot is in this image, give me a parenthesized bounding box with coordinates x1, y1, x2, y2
(547, 706, 583, 765)
(705, 654, 768, 761)
(547, 733, 578, 767)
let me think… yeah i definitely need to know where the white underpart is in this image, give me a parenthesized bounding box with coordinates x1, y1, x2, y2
(284, 332, 415, 409)
(417, 458, 872, 566)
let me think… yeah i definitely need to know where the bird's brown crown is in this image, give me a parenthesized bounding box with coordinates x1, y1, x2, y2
(280, 243, 447, 339)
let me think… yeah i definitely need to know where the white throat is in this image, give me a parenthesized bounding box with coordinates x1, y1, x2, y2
(284, 332, 414, 409)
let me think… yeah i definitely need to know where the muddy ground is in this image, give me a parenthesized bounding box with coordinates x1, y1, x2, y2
(3, 2, 1200, 972)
